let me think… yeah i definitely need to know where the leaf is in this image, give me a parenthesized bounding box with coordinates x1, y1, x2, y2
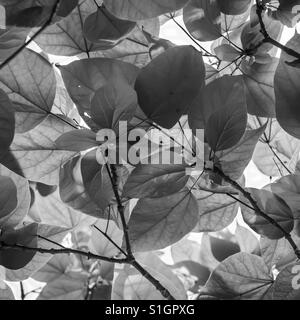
(215, 123, 267, 180)
(235, 224, 260, 254)
(0, 115, 76, 185)
(59, 153, 103, 217)
(241, 11, 283, 53)
(251, 118, 300, 177)
(35, 254, 88, 300)
(193, 189, 239, 232)
(203, 75, 247, 151)
(275, 33, 300, 139)
(57, 0, 79, 17)
(103, 0, 189, 21)
(214, 43, 241, 61)
(271, 0, 300, 27)
(0, 223, 68, 276)
(89, 218, 123, 257)
(3, 0, 57, 27)
(0, 176, 17, 222)
(34, 0, 98, 56)
(60, 57, 139, 130)
(272, 263, 300, 300)
(209, 236, 240, 262)
(55, 129, 98, 152)
(200, 253, 273, 299)
(127, 188, 198, 252)
(0, 165, 31, 229)
(0, 89, 15, 155)
(123, 161, 189, 199)
(183, 0, 221, 42)
(0, 48, 56, 133)
(91, 18, 160, 67)
(91, 80, 138, 131)
(83, 7, 136, 47)
(241, 58, 279, 118)
(135, 45, 205, 129)
(0, 281, 14, 300)
(0, 27, 28, 62)
(217, 0, 251, 15)
(112, 252, 186, 300)
(260, 232, 300, 271)
(241, 188, 294, 239)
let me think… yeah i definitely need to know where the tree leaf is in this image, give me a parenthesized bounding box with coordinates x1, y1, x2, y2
(0, 176, 17, 221)
(127, 188, 198, 252)
(275, 33, 300, 139)
(91, 79, 138, 131)
(260, 232, 300, 271)
(203, 75, 247, 151)
(193, 189, 239, 232)
(123, 161, 189, 199)
(0, 27, 28, 62)
(0, 115, 76, 184)
(89, 218, 123, 257)
(60, 57, 139, 130)
(135, 45, 205, 129)
(34, 254, 88, 300)
(183, 0, 221, 42)
(112, 252, 186, 300)
(83, 7, 136, 47)
(241, 58, 279, 118)
(241, 188, 294, 239)
(214, 43, 241, 61)
(55, 129, 98, 152)
(0, 281, 14, 300)
(34, 0, 98, 56)
(272, 262, 300, 300)
(0, 165, 30, 229)
(215, 123, 267, 180)
(235, 224, 260, 254)
(103, 0, 189, 21)
(0, 89, 15, 155)
(0, 48, 56, 133)
(200, 253, 273, 299)
(31, 187, 96, 230)
(217, 0, 251, 15)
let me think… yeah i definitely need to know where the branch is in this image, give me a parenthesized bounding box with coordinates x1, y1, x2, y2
(0, 241, 128, 264)
(256, 1, 300, 60)
(205, 166, 300, 260)
(105, 164, 176, 300)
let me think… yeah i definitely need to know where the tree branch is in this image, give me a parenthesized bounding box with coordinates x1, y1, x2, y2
(0, 241, 128, 264)
(206, 166, 300, 260)
(256, 0, 300, 60)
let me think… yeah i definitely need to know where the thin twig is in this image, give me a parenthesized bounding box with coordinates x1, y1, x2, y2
(0, 241, 128, 264)
(256, 1, 300, 60)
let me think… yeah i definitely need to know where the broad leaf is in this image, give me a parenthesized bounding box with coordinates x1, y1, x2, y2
(123, 161, 189, 198)
(200, 253, 273, 299)
(275, 33, 300, 139)
(127, 188, 198, 251)
(0, 176, 17, 222)
(217, 0, 251, 15)
(103, 0, 189, 21)
(60, 57, 139, 130)
(183, 0, 221, 42)
(241, 188, 294, 239)
(241, 58, 279, 118)
(203, 75, 247, 151)
(83, 7, 136, 47)
(0, 48, 56, 133)
(272, 263, 300, 299)
(0, 115, 76, 184)
(135, 45, 205, 129)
